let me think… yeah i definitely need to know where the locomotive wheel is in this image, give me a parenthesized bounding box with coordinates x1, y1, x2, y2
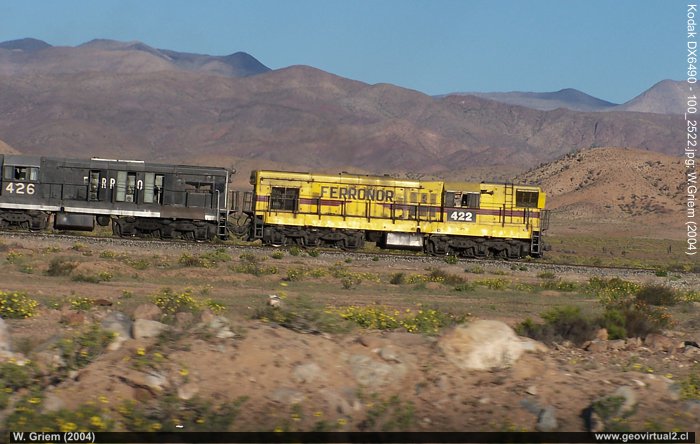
(96, 215, 111, 227)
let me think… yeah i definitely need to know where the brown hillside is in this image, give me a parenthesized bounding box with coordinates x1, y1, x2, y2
(0, 66, 683, 174)
(517, 147, 687, 237)
(0, 138, 19, 154)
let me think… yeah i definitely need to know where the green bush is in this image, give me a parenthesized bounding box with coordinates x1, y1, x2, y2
(679, 366, 700, 400)
(232, 254, 278, 276)
(427, 268, 465, 286)
(337, 305, 467, 335)
(635, 285, 678, 306)
(390, 272, 406, 285)
(46, 257, 78, 277)
(117, 394, 247, 432)
(57, 324, 115, 371)
(444, 255, 458, 265)
(599, 309, 627, 340)
(152, 288, 201, 319)
(516, 306, 596, 346)
(4, 396, 114, 432)
(537, 271, 556, 280)
(179, 253, 215, 268)
(473, 278, 509, 290)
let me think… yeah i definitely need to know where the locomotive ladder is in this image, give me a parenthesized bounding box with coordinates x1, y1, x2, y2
(501, 183, 515, 226)
(531, 231, 542, 256)
(505, 183, 514, 223)
(217, 189, 229, 239)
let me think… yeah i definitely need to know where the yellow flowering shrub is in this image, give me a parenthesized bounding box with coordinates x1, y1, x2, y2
(0, 290, 39, 319)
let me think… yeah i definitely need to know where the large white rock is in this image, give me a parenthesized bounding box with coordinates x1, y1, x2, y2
(438, 320, 546, 371)
(0, 316, 11, 352)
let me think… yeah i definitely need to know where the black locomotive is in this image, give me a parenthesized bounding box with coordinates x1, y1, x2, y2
(0, 155, 232, 240)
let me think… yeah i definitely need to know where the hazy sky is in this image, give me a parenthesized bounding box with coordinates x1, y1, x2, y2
(1, 0, 680, 103)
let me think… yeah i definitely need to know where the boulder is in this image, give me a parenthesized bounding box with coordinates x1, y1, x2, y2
(132, 319, 169, 339)
(438, 320, 546, 371)
(348, 354, 406, 387)
(101, 311, 133, 340)
(292, 362, 322, 384)
(0, 316, 11, 353)
(132, 303, 162, 321)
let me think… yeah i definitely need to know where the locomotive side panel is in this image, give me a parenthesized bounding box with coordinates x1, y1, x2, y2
(249, 170, 548, 257)
(0, 155, 231, 240)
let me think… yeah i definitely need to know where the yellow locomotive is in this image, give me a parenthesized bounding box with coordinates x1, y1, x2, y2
(235, 170, 549, 258)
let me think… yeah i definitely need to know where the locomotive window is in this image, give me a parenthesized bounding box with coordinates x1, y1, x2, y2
(270, 187, 299, 211)
(88, 171, 100, 201)
(461, 192, 480, 209)
(115, 171, 127, 202)
(3, 166, 38, 181)
(516, 190, 539, 208)
(155, 174, 164, 204)
(144, 173, 155, 203)
(125, 173, 136, 202)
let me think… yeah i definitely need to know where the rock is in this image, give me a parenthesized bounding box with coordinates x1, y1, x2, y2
(608, 339, 626, 351)
(132, 319, 168, 339)
(520, 398, 541, 414)
(174, 311, 194, 328)
(438, 320, 544, 371)
(583, 409, 605, 433)
(510, 354, 547, 380)
(348, 354, 406, 387)
(320, 388, 363, 415)
(34, 349, 66, 371)
(536, 406, 558, 432)
(526, 385, 538, 396)
(595, 328, 609, 341)
(107, 336, 127, 351)
(270, 387, 305, 405)
(101, 311, 133, 340)
(177, 382, 199, 400)
(199, 309, 215, 324)
(133, 303, 162, 321)
(92, 298, 112, 307)
(216, 329, 235, 339)
(612, 386, 637, 415)
(292, 362, 322, 384)
(118, 369, 168, 393)
(41, 392, 66, 413)
(583, 340, 608, 352)
(584, 385, 639, 431)
(378, 346, 402, 363)
(60, 311, 86, 326)
(267, 294, 282, 308)
(0, 316, 11, 352)
(644, 333, 676, 352)
(625, 337, 642, 349)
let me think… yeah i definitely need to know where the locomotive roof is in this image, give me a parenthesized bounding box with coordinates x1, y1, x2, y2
(254, 170, 542, 192)
(0, 155, 230, 174)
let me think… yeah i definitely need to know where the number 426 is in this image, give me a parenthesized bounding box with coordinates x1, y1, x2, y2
(5, 182, 35, 195)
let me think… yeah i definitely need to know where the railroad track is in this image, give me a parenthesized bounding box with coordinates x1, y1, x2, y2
(3, 228, 694, 281)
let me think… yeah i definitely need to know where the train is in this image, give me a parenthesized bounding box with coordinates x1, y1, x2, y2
(0, 154, 549, 258)
(235, 170, 549, 258)
(0, 154, 231, 241)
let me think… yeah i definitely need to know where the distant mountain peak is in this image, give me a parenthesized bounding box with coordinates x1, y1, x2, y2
(441, 88, 617, 112)
(0, 38, 52, 52)
(614, 79, 685, 114)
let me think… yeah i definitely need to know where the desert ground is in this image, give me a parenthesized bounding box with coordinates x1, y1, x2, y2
(0, 228, 698, 435)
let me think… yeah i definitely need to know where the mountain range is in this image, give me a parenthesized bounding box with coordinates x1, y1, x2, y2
(446, 80, 685, 114)
(0, 38, 685, 180)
